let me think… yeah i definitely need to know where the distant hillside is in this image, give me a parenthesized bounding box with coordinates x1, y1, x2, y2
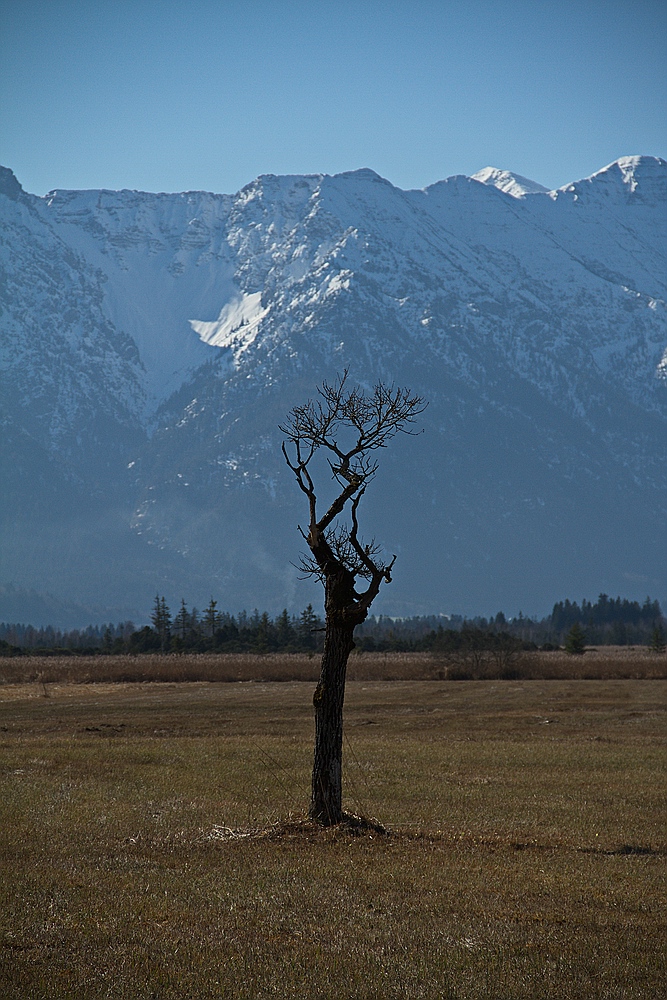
(0, 584, 141, 631)
(1, 157, 665, 616)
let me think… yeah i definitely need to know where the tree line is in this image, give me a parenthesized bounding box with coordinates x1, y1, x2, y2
(0, 601, 325, 655)
(355, 594, 664, 650)
(1, 591, 664, 656)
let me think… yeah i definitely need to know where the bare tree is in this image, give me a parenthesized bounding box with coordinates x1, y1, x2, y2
(281, 372, 426, 825)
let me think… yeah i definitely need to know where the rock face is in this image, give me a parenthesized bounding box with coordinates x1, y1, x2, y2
(1, 157, 665, 620)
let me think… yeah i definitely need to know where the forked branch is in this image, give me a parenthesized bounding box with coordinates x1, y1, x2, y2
(281, 372, 426, 599)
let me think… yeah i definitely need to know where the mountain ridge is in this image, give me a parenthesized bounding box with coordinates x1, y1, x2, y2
(1, 157, 665, 619)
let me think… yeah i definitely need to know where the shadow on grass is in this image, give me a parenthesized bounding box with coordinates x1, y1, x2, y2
(201, 813, 667, 862)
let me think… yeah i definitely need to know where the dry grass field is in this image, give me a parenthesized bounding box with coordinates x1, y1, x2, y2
(2, 645, 666, 685)
(1, 671, 665, 998)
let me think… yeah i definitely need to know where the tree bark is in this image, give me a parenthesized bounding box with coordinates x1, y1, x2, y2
(310, 619, 356, 824)
(309, 563, 366, 825)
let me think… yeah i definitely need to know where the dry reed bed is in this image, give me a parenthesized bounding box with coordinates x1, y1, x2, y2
(1, 646, 665, 685)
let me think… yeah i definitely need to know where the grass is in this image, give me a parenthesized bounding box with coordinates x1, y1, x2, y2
(1, 645, 666, 685)
(1, 678, 665, 998)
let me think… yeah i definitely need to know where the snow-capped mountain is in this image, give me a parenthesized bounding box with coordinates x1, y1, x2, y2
(1, 156, 665, 620)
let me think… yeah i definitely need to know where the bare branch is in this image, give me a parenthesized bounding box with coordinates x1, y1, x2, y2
(315, 475, 363, 535)
(281, 371, 426, 606)
(282, 440, 317, 528)
(281, 371, 426, 827)
(348, 489, 379, 577)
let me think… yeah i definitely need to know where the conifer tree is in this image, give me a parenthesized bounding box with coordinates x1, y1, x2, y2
(649, 623, 666, 654)
(174, 599, 190, 641)
(151, 594, 172, 651)
(298, 604, 320, 649)
(275, 608, 294, 649)
(564, 621, 586, 655)
(203, 598, 221, 638)
(255, 611, 271, 651)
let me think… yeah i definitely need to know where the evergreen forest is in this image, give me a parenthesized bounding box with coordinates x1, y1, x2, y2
(0, 593, 664, 656)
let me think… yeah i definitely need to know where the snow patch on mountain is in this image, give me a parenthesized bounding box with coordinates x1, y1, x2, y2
(190, 291, 268, 355)
(471, 166, 549, 197)
(555, 155, 667, 209)
(1, 155, 666, 615)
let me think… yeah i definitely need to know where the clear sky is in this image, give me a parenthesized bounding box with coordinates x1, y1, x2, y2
(1, 0, 665, 196)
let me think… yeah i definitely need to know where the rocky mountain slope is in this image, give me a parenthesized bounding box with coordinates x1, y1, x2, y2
(1, 157, 665, 622)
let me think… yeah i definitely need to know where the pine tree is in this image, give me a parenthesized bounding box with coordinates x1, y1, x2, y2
(151, 594, 172, 651)
(564, 622, 586, 655)
(298, 604, 321, 650)
(275, 608, 294, 649)
(203, 598, 221, 638)
(150, 594, 161, 632)
(174, 599, 190, 641)
(190, 607, 200, 636)
(649, 623, 666, 654)
(611, 620, 628, 646)
(255, 611, 271, 651)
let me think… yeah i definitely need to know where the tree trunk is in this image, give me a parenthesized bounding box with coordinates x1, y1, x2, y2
(310, 617, 356, 825)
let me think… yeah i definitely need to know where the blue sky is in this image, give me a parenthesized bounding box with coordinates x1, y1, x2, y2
(1, 0, 665, 196)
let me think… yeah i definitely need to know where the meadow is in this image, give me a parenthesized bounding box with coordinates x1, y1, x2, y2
(2, 645, 666, 684)
(1, 658, 665, 998)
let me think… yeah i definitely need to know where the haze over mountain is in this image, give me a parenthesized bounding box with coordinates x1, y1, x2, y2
(1, 156, 665, 625)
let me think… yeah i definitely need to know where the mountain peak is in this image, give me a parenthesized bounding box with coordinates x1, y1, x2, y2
(0, 155, 665, 617)
(333, 167, 392, 186)
(591, 155, 665, 184)
(470, 166, 549, 198)
(559, 155, 667, 206)
(0, 166, 24, 202)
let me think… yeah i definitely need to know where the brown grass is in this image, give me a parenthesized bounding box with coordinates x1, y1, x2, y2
(1, 645, 665, 686)
(1, 679, 665, 998)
